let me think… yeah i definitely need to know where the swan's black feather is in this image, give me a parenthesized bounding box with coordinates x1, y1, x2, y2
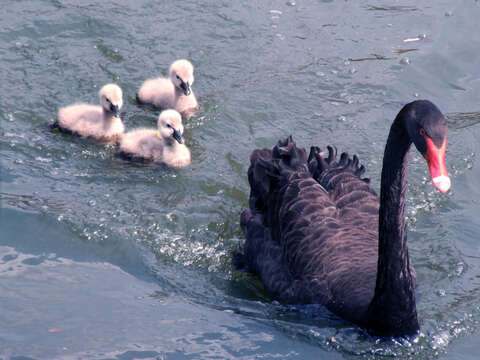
(237, 101, 448, 336)
(239, 137, 381, 324)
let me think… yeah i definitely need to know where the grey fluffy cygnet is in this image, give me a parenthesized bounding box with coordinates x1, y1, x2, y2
(137, 59, 199, 116)
(118, 109, 191, 167)
(57, 84, 124, 143)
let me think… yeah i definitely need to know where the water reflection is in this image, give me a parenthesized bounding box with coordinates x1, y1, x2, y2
(447, 111, 480, 130)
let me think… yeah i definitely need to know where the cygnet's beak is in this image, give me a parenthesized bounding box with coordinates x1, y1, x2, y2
(180, 81, 191, 96)
(110, 104, 120, 117)
(172, 129, 184, 144)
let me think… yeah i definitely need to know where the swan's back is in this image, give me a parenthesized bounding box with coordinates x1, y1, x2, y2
(118, 129, 163, 162)
(57, 104, 124, 141)
(239, 137, 381, 324)
(137, 78, 175, 109)
(56, 84, 124, 142)
(118, 129, 191, 167)
(58, 104, 102, 132)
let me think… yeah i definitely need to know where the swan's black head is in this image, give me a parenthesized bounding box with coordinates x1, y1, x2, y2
(402, 100, 450, 193)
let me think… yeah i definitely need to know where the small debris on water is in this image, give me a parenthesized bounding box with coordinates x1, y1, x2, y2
(403, 34, 426, 43)
(48, 328, 63, 333)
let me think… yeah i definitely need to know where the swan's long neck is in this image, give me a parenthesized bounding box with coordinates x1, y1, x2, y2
(367, 118, 419, 336)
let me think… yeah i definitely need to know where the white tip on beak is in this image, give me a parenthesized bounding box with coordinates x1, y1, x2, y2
(432, 175, 451, 194)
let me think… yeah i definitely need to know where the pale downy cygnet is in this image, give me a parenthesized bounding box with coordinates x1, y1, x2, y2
(57, 83, 124, 143)
(118, 109, 191, 167)
(137, 59, 199, 116)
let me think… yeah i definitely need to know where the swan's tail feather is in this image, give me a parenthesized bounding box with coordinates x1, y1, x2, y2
(237, 137, 309, 272)
(232, 209, 253, 271)
(236, 209, 299, 300)
(247, 136, 308, 211)
(235, 208, 268, 272)
(327, 145, 337, 164)
(307, 146, 371, 190)
(271, 136, 308, 174)
(247, 148, 274, 211)
(240, 208, 251, 233)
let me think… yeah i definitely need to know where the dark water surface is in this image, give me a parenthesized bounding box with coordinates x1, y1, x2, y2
(1, 1, 480, 359)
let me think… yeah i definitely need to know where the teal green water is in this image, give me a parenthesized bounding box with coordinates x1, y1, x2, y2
(1, 1, 480, 359)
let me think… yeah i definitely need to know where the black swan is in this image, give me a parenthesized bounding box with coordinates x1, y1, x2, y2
(236, 100, 450, 337)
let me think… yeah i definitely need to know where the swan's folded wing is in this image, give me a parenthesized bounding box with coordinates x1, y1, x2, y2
(239, 137, 380, 311)
(273, 170, 379, 317)
(308, 146, 379, 227)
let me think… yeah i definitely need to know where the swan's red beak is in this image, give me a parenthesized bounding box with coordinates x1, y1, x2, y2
(424, 136, 450, 193)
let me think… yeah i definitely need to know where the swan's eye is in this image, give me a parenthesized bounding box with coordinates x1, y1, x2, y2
(106, 98, 111, 103)
(166, 124, 172, 128)
(176, 75, 181, 80)
(419, 128, 426, 136)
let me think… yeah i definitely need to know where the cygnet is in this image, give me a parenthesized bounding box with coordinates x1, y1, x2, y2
(57, 83, 124, 143)
(118, 109, 191, 167)
(137, 59, 199, 116)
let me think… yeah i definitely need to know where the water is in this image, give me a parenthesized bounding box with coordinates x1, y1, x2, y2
(1, 1, 480, 359)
